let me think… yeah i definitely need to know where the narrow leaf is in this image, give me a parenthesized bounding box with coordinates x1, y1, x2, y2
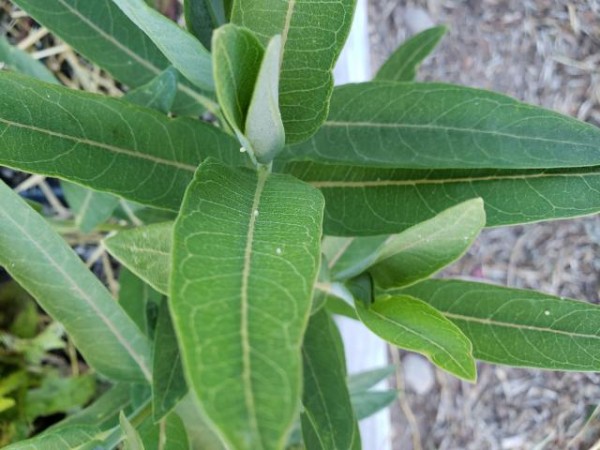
(356, 295, 476, 380)
(212, 24, 264, 145)
(375, 26, 447, 82)
(0, 72, 241, 211)
(301, 309, 361, 450)
(398, 280, 600, 371)
(347, 366, 395, 393)
(323, 235, 388, 281)
(351, 391, 397, 420)
(369, 198, 485, 288)
(231, 0, 355, 143)
(124, 66, 179, 114)
(119, 268, 162, 336)
(111, 0, 214, 91)
(62, 182, 120, 233)
(284, 162, 600, 236)
(2, 425, 106, 450)
(282, 82, 600, 168)
(120, 412, 146, 450)
(0, 35, 57, 84)
(0, 180, 152, 382)
(153, 298, 187, 421)
(184, 0, 226, 49)
(11, 0, 214, 115)
(105, 222, 172, 295)
(245, 35, 286, 163)
(170, 159, 324, 450)
(139, 412, 189, 450)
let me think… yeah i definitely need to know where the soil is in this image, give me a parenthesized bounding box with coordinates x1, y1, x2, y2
(368, 1, 600, 449)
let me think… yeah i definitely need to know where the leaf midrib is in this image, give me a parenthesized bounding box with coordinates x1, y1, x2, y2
(0, 117, 197, 172)
(324, 120, 596, 149)
(240, 168, 269, 447)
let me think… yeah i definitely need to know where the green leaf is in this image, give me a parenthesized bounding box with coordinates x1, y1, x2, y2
(0, 35, 58, 84)
(124, 67, 179, 114)
(120, 412, 146, 450)
(245, 35, 286, 164)
(369, 198, 485, 288)
(111, 0, 213, 91)
(138, 413, 189, 450)
(347, 366, 395, 393)
(184, 0, 226, 50)
(0, 72, 242, 211)
(105, 222, 173, 295)
(356, 295, 476, 381)
(53, 384, 132, 432)
(301, 309, 361, 450)
(231, 0, 355, 143)
(0, 180, 152, 382)
(284, 162, 600, 236)
(11, 0, 214, 115)
(212, 24, 264, 144)
(25, 374, 96, 421)
(119, 268, 162, 336)
(351, 390, 397, 420)
(170, 159, 324, 450)
(3, 425, 106, 450)
(153, 298, 187, 421)
(282, 82, 600, 168)
(62, 182, 120, 233)
(322, 235, 388, 281)
(0, 397, 15, 414)
(175, 396, 228, 450)
(375, 26, 447, 82)
(397, 280, 600, 371)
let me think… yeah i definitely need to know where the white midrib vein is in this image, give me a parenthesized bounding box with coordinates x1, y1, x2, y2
(0, 209, 152, 382)
(309, 170, 598, 188)
(0, 117, 197, 172)
(240, 168, 269, 445)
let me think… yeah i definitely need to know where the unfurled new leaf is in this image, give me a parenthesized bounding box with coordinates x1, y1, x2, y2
(285, 162, 600, 236)
(398, 280, 600, 371)
(282, 82, 600, 169)
(170, 159, 324, 450)
(356, 295, 476, 380)
(0, 180, 152, 382)
(375, 26, 447, 82)
(0, 72, 241, 211)
(231, 0, 355, 143)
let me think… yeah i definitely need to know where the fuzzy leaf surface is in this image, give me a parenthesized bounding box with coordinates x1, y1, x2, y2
(170, 159, 324, 450)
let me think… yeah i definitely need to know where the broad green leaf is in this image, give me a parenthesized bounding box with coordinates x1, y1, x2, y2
(153, 298, 187, 421)
(375, 26, 447, 82)
(25, 374, 96, 421)
(111, 0, 214, 91)
(120, 412, 146, 450)
(53, 384, 132, 432)
(105, 222, 173, 295)
(245, 35, 286, 163)
(175, 396, 228, 450)
(212, 24, 264, 147)
(3, 426, 106, 450)
(0, 72, 242, 211)
(170, 159, 324, 450)
(282, 82, 600, 168)
(0, 180, 152, 382)
(11, 0, 214, 115)
(139, 413, 189, 450)
(284, 162, 600, 236)
(231, 0, 355, 143)
(347, 366, 395, 393)
(119, 268, 162, 336)
(184, 0, 226, 50)
(356, 295, 476, 380)
(369, 198, 485, 288)
(351, 391, 397, 420)
(0, 35, 57, 84)
(301, 309, 361, 450)
(397, 280, 600, 371)
(124, 67, 178, 114)
(62, 182, 120, 233)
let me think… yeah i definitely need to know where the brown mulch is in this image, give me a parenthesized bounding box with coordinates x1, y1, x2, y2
(369, 1, 600, 449)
